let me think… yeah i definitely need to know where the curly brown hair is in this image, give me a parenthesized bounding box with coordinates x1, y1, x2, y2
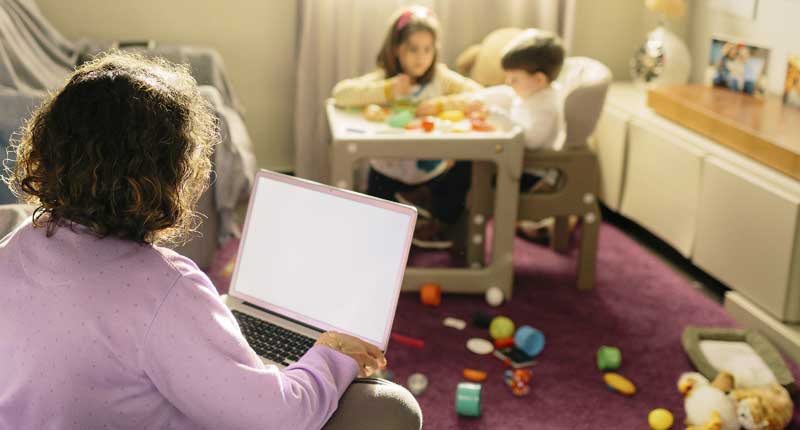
(3, 51, 219, 245)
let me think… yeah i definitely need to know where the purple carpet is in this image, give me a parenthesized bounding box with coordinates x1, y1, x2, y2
(386, 223, 800, 429)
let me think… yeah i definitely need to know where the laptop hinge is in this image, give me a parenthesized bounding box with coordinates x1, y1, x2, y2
(242, 301, 325, 334)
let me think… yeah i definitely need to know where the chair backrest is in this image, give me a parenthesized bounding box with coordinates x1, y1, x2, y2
(556, 57, 612, 149)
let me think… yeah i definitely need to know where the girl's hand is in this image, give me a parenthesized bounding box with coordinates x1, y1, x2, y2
(315, 331, 387, 378)
(391, 74, 412, 98)
(416, 97, 442, 116)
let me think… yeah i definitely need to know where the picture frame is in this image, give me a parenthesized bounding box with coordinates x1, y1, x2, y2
(785, 54, 800, 109)
(706, 36, 770, 97)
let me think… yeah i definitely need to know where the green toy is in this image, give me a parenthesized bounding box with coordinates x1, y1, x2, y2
(597, 346, 622, 371)
(388, 110, 414, 128)
(489, 316, 515, 340)
(455, 382, 482, 417)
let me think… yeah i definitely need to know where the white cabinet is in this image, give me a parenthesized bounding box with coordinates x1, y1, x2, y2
(620, 118, 705, 257)
(694, 156, 800, 322)
(592, 106, 629, 211)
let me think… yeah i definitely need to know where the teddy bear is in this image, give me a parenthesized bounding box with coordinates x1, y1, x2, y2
(678, 371, 794, 430)
(454, 27, 523, 86)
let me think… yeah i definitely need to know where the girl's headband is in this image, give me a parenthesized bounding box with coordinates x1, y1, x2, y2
(395, 7, 434, 31)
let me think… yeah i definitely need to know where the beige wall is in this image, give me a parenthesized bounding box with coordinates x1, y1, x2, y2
(36, 0, 297, 171)
(568, 0, 689, 81)
(688, 0, 797, 95)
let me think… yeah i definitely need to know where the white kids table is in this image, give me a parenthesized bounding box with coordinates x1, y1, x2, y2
(326, 100, 524, 298)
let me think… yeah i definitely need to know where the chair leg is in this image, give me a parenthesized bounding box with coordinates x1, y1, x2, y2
(552, 216, 570, 253)
(576, 205, 600, 291)
(466, 161, 493, 267)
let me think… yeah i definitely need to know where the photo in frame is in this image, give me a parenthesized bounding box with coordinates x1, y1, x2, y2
(706, 36, 770, 97)
(785, 54, 800, 109)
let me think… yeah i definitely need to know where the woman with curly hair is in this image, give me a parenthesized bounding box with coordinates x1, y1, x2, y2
(0, 52, 421, 430)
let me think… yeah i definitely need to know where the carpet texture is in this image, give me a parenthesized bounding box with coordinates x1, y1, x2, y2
(385, 223, 800, 429)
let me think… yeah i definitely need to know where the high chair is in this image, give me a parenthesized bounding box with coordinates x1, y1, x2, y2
(468, 57, 612, 291)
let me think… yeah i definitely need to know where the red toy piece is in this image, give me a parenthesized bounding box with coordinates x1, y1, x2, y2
(470, 118, 495, 132)
(494, 337, 515, 349)
(391, 333, 425, 349)
(504, 369, 533, 396)
(421, 116, 435, 132)
(419, 283, 441, 306)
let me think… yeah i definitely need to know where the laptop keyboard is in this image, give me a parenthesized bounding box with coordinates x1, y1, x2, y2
(233, 310, 317, 365)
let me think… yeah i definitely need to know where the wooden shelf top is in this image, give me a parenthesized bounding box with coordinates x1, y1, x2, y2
(647, 85, 800, 180)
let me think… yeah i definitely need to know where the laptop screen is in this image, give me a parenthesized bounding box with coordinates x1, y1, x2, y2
(230, 171, 416, 349)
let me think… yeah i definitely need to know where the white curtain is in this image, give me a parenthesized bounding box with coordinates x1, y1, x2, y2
(293, 0, 570, 182)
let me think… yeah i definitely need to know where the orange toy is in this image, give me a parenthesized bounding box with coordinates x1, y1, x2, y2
(419, 283, 441, 306)
(462, 368, 488, 382)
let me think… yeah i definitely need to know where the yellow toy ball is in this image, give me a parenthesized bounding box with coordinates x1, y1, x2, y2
(438, 110, 465, 122)
(647, 408, 673, 430)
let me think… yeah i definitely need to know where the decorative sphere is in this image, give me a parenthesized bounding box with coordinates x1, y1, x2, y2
(485, 286, 504, 307)
(630, 26, 690, 86)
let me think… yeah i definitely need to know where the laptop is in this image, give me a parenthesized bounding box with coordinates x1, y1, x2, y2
(222, 170, 417, 367)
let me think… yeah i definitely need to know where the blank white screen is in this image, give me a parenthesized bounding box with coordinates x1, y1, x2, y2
(234, 176, 412, 345)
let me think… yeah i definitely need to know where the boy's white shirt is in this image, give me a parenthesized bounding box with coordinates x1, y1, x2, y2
(479, 82, 565, 151)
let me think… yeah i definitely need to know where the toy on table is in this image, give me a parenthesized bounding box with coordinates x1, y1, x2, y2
(647, 408, 674, 430)
(421, 116, 436, 132)
(604, 372, 636, 396)
(388, 110, 414, 128)
(419, 283, 441, 306)
(455, 382, 482, 417)
(489, 316, 515, 340)
(391, 333, 425, 349)
(466, 338, 494, 355)
(504, 368, 533, 396)
(485, 286, 504, 307)
(438, 110, 465, 122)
(597, 345, 622, 371)
(514, 325, 545, 358)
(462, 368, 488, 382)
(470, 118, 495, 132)
(363, 104, 389, 122)
(407, 373, 428, 396)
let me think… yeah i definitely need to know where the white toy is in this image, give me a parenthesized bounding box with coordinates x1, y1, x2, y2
(485, 286, 504, 307)
(678, 372, 738, 430)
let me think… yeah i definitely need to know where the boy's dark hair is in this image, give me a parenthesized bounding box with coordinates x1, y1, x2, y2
(501, 30, 565, 82)
(376, 6, 440, 84)
(4, 51, 219, 245)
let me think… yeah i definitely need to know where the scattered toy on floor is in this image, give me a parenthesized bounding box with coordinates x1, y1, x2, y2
(485, 286, 504, 307)
(597, 345, 622, 371)
(678, 372, 738, 430)
(462, 368, 488, 382)
(472, 311, 493, 329)
(604, 372, 636, 396)
(647, 408, 673, 430)
(391, 333, 425, 349)
(455, 382, 482, 417)
(514, 325, 545, 358)
(442, 317, 466, 330)
(494, 337, 515, 349)
(504, 368, 533, 396)
(419, 283, 441, 306)
(489, 316, 515, 340)
(466, 338, 494, 355)
(407, 373, 428, 396)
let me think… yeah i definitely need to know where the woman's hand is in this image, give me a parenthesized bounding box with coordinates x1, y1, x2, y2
(391, 74, 412, 99)
(315, 331, 387, 378)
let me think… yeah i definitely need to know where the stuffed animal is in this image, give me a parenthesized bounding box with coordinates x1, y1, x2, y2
(455, 28, 523, 86)
(729, 384, 793, 430)
(678, 372, 739, 430)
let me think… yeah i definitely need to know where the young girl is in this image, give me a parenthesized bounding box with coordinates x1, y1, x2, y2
(333, 6, 482, 249)
(0, 52, 420, 430)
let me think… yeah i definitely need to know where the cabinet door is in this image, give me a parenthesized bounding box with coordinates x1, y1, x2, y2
(694, 156, 800, 322)
(620, 119, 705, 257)
(592, 106, 629, 211)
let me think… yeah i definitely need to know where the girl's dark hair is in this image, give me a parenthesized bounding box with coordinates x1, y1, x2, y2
(3, 51, 219, 245)
(501, 30, 565, 82)
(376, 6, 440, 84)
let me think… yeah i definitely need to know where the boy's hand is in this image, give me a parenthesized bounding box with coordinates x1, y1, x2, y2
(391, 74, 412, 98)
(315, 331, 387, 377)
